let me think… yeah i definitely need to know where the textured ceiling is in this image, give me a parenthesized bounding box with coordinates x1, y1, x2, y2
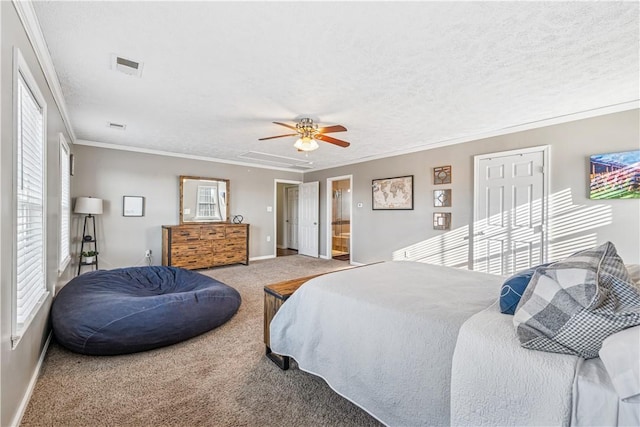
(32, 1, 639, 171)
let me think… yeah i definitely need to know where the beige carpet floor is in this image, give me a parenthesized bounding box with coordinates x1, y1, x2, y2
(21, 256, 382, 426)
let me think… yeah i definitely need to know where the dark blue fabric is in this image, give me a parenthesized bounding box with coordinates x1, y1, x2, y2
(500, 264, 550, 315)
(52, 266, 241, 355)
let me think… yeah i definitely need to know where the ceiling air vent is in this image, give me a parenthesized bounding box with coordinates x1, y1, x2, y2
(110, 54, 144, 77)
(239, 151, 314, 169)
(107, 122, 126, 130)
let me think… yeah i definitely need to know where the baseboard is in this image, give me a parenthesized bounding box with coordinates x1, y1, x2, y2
(10, 331, 52, 427)
(250, 254, 276, 261)
(320, 254, 331, 260)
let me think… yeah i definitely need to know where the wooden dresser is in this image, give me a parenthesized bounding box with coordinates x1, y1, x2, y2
(162, 223, 249, 270)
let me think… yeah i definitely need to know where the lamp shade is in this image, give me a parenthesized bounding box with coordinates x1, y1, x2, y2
(294, 137, 319, 152)
(74, 197, 103, 215)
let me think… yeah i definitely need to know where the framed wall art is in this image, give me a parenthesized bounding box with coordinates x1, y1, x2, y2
(433, 212, 451, 230)
(433, 189, 451, 207)
(123, 196, 145, 217)
(433, 165, 452, 185)
(372, 175, 414, 210)
(589, 149, 640, 199)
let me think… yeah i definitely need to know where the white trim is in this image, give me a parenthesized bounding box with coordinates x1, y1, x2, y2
(250, 254, 276, 261)
(58, 133, 71, 276)
(12, 0, 76, 142)
(76, 139, 307, 173)
(325, 175, 353, 260)
(273, 179, 302, 257)
(12, 46, 49, 345)
(472, 145, 550, 270)
(9, 332, 53, 427)
(309, 101, 638, 173)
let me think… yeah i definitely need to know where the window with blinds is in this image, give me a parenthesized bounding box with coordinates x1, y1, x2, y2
(13, 48, 48, 345)
(59, 135, 71, 273)
(196, 185, 220, 219)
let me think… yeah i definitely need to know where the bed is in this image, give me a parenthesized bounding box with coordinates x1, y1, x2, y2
(269, 247, 640, 426)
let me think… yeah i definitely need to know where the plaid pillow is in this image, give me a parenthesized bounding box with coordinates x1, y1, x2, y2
(513, 242, 640, 359)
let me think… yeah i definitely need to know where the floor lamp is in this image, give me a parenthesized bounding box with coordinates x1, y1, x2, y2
(75, 196, 103, 275)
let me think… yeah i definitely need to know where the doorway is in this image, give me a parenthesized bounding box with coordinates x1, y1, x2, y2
(275, 180, 301, 257)
(472, 146, 549, 275)
(327, 176, 352, 262)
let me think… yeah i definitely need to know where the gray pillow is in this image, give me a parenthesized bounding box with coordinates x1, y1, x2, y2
(513, 242, 640, 359)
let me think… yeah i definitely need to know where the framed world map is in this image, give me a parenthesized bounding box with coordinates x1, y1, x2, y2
(372, 175, 414, 210)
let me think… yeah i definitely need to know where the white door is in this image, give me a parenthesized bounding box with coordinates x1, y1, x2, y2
(473, 147, 547, 275)
(298, 181, 319, 257)
(286, 186, 299, 250)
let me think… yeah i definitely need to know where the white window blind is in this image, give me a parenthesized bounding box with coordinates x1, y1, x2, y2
(59, 136, 71, 273)
(196, 185, 219, 219)
(14, 49, 48, 342)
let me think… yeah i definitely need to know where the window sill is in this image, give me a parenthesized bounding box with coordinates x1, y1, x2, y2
(11, 290, 50, 349)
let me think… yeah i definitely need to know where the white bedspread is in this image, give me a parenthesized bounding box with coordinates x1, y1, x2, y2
(572, 358, 640, 427)
(451, 303, 579, 426)
(269, 261, 503, 426)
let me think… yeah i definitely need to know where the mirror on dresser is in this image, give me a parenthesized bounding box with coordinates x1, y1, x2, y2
(179, 175, 230, 224)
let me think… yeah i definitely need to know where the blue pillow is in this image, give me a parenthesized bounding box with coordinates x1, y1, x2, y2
(500, 264, 550, 315)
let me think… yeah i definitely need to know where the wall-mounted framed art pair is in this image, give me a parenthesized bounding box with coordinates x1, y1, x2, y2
(372, 175, 414, 210)
(589, 149, 640, 199)
(123, 196, 145, 217)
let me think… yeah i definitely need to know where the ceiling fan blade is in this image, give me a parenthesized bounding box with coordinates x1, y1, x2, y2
(258, 133, 298, 141)
(273, 121, 298, 131)
(318, 124, 347, 133)
(314, 134, 350, 148)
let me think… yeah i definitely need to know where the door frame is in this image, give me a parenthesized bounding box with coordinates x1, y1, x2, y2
(472, 145, 550, 270)
(325, 175, 353, 261)
(274, 179, 302, 257)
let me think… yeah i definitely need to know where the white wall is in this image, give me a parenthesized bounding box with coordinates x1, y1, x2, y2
(1, 2, 73, 425)
(306, 110, 640, 266)
(71, 145, 302, 270)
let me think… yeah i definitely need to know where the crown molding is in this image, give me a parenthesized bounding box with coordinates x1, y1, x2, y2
(308, 100, 640, 173)
(74, 139, 306, 174)
(12, 0, 76, 142)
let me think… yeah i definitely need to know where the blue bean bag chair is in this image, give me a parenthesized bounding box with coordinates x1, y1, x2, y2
(52, 266, 241, 355)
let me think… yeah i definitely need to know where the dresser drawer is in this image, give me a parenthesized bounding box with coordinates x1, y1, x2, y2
(200, 226, 225, 240)
(213, 238, 246, 254)
(170, 227, 202, 243)
(225, 226, 247, 239)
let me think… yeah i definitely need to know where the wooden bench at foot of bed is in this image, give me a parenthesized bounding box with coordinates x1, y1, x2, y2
(263, 273, 326, 370)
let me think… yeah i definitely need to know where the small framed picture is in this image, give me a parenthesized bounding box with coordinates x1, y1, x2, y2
(433, 165, 452, 185)
(123, 196, 144, 217)
(433, 212, 451, 230)
(433, 189, 451, 207)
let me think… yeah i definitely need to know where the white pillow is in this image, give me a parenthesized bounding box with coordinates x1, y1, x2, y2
(626, 264, 640, 286)
(599, 325, 640, 402)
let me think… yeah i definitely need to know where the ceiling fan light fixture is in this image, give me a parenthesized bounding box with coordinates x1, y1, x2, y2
(294, 136, 319, 151)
